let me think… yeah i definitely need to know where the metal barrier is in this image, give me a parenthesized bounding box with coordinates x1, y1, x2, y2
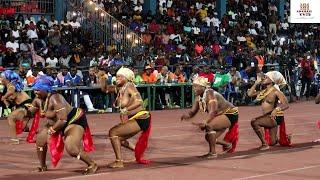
(0, 0, 55, 14)
(66, 0, 142, 55)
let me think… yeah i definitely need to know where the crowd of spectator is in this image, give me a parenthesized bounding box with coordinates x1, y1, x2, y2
(0, 0, 319, 112)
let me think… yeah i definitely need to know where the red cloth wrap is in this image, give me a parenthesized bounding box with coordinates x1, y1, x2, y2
(317, 120, 320, 129)
(26, 111, 40, 143)
(49, 126, 95, 167)
(135, 115, 152, 164)
(223, 121, 239, 153)
(15, 120, 24, 135)
(264, 120, 291, 146)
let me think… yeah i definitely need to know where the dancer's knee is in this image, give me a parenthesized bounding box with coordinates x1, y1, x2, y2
(65, 142, 80, 157)
(251, 119, 258, 128)
(7, 117, 15, 126)
(205, 125, 217, 135)
(109, 128, 119, 137)
(36, 129, 48, 146)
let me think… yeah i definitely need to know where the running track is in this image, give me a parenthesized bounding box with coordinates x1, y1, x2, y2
(0, 101, 320, 180)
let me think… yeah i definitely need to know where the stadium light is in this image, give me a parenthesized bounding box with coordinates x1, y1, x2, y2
(95, 7, 99, 11)
(89, 1, 93, 5)
(101, 13, 105, 17)
(127, 34, 132, 39)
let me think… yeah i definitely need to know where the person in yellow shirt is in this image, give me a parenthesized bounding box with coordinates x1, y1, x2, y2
(196, 6, 208, 21)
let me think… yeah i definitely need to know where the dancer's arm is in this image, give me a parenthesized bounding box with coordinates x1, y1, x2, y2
(273, 90, 289, 112)
(315, 92, 320, 104)
(247, 81, 260, 97)
(48, 94, 68, 134)
(1, 84, 14, 107)
(204, 92, 218, 124)
(181, 99, 200, 121)
(26, 98, 41, 115)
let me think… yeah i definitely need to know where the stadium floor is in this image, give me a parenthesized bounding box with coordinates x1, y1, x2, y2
(0, 101, 320, 180)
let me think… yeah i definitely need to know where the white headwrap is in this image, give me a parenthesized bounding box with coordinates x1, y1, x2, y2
(265, 71, 287, 90)
(116, 67, 135, 82)
(193, 76, 210, 87)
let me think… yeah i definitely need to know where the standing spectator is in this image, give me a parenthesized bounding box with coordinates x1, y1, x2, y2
(36, 15, 49, 40)
(299, 55, 314, 100)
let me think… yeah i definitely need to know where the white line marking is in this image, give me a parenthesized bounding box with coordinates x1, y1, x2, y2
(233, 164, 320, 180)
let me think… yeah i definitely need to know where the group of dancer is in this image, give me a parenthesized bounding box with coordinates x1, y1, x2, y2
(0, 67, 294, 175)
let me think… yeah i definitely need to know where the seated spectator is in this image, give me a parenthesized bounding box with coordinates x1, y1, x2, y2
(142, 65, 157, 83)
(199, 65, 215, 83)
(46, 52, 58, 67)
(134, 68, 143, 84)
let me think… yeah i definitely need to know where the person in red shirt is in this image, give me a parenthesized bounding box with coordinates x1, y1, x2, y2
(194, 41, 204, 56)
(199, 65, 214, 83)
(299, 55, 314, 100)
(149, 20, 159, 34)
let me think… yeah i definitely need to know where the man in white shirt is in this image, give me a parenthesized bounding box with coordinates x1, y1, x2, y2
(59, 53, 71, 67)
(133, 2, 143, 12)
(27, 25, 38, 39)
(5, 37, 19, 53)
(69, 18, 81, 29)
(48, 15, 59, 28)
(46, 52, 58, 67)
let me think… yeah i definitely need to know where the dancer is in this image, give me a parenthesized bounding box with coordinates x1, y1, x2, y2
(100, 67, 151, 168)
(0, 70, 33, 143)
(313, 92, 320, 142)
(247, 71, 291, 150)
(181, 77, 239, 158)
(32, 75, 97, 174)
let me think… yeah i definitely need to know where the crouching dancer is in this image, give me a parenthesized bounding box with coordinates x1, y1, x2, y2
(0, 70, 33, 143)
(101, 67, 152, 168)
(247, 71, 291, 150)
(181, 77, 239, 158)
(33, 75, 97, 174)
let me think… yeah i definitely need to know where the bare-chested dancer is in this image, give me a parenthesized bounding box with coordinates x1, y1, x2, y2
(248, 71, 291, 150)
(0, 70, 33, 143)
(181, 77, 239, 158)
(33, 75, 97, 174)
(99, 67, 151, 168)
(313, 92, 320, 142)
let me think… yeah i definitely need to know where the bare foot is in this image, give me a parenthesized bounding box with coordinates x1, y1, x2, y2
(198, 153, 218, 159)
(313, 139, 320, 143)
(220, 143, 232, 154)
(123, 158, 136, 163)
(83, 163, 98, 175)
(33, 166, 47, 172)
(287, 134, 292, 144)
(107, 160, 124, 168)
(10, 138, 20, 145)
(259, 144, 270, 151)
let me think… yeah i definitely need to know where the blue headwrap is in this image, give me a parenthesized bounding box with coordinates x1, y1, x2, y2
(32, 75, 54, 93)
(1, 70, 24, 92)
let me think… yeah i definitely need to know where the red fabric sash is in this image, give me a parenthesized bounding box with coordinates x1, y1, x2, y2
(15, 120, 24, 135)
(49, 126, 95, 167)
(223, 121, 239, 153)
(135, 115, 152, 164)
(264, 120, 291, 146)
(26, 111, 40, 143)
